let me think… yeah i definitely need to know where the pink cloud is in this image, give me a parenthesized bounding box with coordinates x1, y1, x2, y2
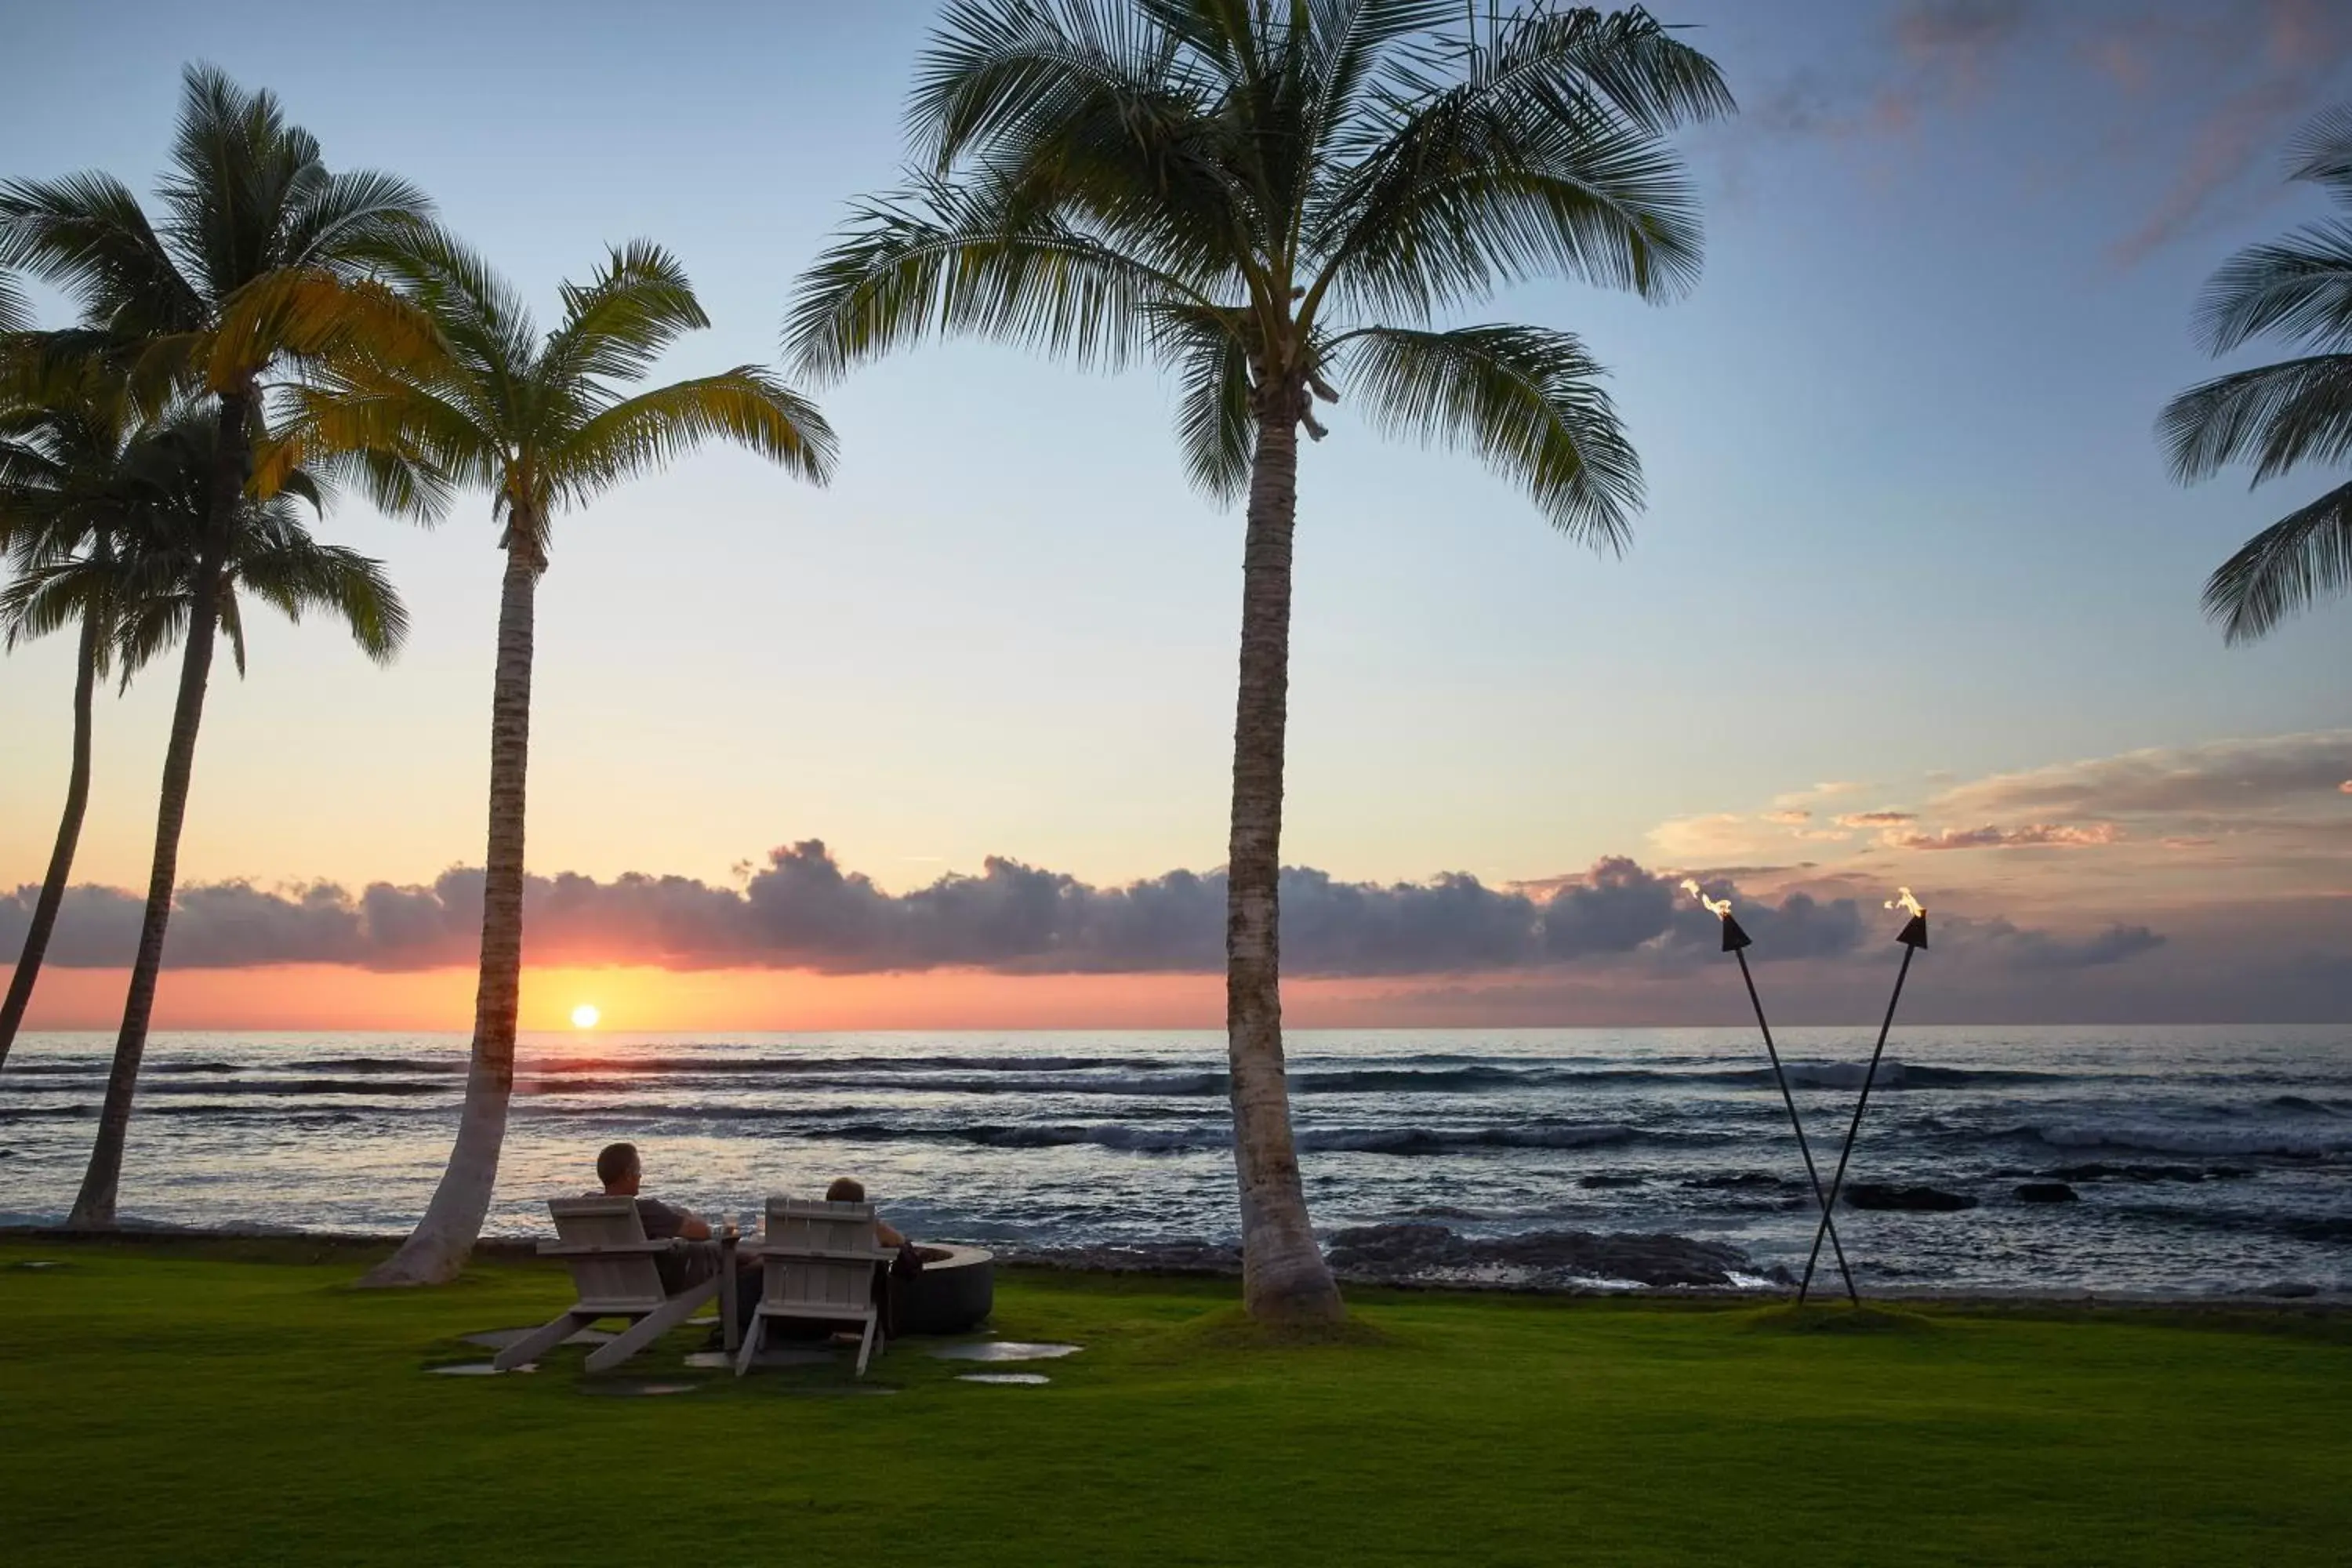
(1762, 809, 1814, 825)
(1886, 822, 2125, 851)
(2109, 0, 2352, 266)
(1835, 810, 1918, 827)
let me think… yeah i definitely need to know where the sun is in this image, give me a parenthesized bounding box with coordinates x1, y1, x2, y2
(570, 1004, 601, 1029)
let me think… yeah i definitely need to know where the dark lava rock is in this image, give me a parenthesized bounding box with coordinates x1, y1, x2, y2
(1578, 1174, 1646, 1189)
(2014, 1182, 2080, 1203)
(1844, 1184, 1979, 1212)
(1323, 1221, 1762, 1288)
(2257, 1280, 2320, 1299)
(1682, 1172, 1790, 1191)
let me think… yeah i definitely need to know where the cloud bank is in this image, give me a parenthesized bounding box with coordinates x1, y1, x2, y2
(0, 844, 2153, 980)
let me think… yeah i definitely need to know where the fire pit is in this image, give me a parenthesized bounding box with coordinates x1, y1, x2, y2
(896, 1244, 993, 1336)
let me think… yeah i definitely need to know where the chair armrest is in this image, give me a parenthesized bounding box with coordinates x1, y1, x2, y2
(739, 1243, 897, 1264)
(538, 1240, 681, 1257)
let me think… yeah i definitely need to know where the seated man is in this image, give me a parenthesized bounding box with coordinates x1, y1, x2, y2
(596, 1141, 723, 1296)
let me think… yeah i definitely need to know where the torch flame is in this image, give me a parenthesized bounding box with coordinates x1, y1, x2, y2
(1680, 877, 1733, 920)
(1886, 886, 1926, 918)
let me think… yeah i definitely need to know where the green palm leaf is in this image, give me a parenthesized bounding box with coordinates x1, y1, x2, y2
(2164, 101, 2352, 643)
(2201, 478, 2352, 644)
(1334, 321, 1639, 545)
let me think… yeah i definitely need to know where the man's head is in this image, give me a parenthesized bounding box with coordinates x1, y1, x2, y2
(825, 1177, 866, 1204)
(597, 1142, 642, 1195)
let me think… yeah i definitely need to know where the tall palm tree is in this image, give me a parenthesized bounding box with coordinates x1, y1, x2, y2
(787, 0, 1729, 1319)
(302, 235, 837, 1285)
(1, 405, 406, 1077)
(0, 361, 154, 1071)
(2164, 105, 2352, 642)
(0, 65, 434, 1225)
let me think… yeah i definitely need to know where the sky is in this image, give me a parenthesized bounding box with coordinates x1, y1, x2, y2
(3, 0, 2350, 1029)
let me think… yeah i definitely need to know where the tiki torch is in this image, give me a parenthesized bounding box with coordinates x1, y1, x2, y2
(1797, 887, 1930, 1304)
(1682, 880, 1857, 1305)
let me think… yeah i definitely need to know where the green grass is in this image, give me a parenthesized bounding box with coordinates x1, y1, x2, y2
(3, 1237, 2347, 1566)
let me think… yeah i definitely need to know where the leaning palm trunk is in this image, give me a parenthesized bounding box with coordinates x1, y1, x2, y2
(70, 393, 249, 1226)
(69, 549, 226, 1228)
(1225, 387, 1343, 1321)
(365, 530, 539, 1284)
(0, 613, 101, 1071)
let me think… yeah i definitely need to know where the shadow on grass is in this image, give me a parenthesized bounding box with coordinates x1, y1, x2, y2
(1730, 1303, 1940, 1336)
(1152, 1305, 1403, 1356)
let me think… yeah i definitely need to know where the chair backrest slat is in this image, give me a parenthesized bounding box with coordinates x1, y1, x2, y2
(549, 1196, 667, 1311)
(759, 1198, 881, 1316)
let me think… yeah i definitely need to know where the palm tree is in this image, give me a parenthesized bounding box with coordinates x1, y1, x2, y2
(1, 401, 406, 1078)
(786, 0, 1729, 1319)
(0, 270, 24, 332)
(2164, 105, 2352, 642)
(0, 361, 153, 1072)
(303, 235, 837, 1285)
(0, 65, 434, 1225)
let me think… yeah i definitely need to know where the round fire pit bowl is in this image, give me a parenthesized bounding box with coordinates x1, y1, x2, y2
(898, 1244, 993, 1336)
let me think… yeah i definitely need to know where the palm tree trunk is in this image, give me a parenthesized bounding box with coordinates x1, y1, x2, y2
(1226, 389, 1344, 1323)
(0, 612, 101, 1072)
(365, 528, 539, 1285)
(69, 382, 247, 1229)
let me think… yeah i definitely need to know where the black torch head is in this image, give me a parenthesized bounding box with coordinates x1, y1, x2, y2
(1719, 912, 1754, 952)
(1896, 912, 1929, 949)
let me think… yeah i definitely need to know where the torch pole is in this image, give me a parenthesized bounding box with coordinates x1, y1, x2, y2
(1798, 921, 1923, 1303)
(1733, 946, 1858, 1305)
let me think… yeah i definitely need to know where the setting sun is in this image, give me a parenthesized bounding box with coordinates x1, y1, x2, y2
(569, 1004, 600, 1029)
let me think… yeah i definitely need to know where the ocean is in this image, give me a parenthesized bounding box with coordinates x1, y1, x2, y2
(2, 1025, 2347, 1296)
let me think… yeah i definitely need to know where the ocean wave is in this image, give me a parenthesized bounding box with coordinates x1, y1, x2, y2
(2025, 1122, 2352, 1159)
(1299, 1123, 1643, 1155)
(136, 1079, 450, 1098)
(509, 1053, 1182, 1077)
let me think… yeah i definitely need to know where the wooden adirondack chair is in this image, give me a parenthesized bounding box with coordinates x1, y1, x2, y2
(491, 1196, 720, 1373)
(736, 1197, 897, 1377)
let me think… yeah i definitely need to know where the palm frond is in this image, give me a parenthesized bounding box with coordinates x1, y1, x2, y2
(1297, 0, 1454, 166)
(280, 167, 437, 274)
(786, 177, 1210, 383)
(561, 368, 839, 505)
(539, 240, 710, 390)
(0, 172, 205, 336)
(1162, 299, 1256, 500)
(2286, 103, 2352, 201)
(1309, 25, 1712, 320)
(1333, 321, 1641, 546)
(231, 508, 408, 663)
(2193, 220, 2352, 354)
(209, 269, 439, 392)
(2202, 477, 2352, 644)
(2159, 354, 2352, 485)
(912, 0, 1188, 168)
(0, 269, 26, 333)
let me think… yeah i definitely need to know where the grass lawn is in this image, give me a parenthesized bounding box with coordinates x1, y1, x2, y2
(2, 1237, 2346, 1566)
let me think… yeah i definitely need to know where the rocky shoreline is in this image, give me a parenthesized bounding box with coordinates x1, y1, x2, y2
(5, 1222, 2343, 1305)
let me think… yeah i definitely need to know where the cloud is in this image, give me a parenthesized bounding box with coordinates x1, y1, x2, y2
(1, 845, 1890, 979)
(1762, 809, 1813, 825)
(1929, 731, 2352, 820)
(1942, 916, 2167, 969)
(1886, 822, 2126, 850)
(2108, 0, 2352, 265)
(1733, 0, 2352, 265)
(1835, 810, 1917, 827)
